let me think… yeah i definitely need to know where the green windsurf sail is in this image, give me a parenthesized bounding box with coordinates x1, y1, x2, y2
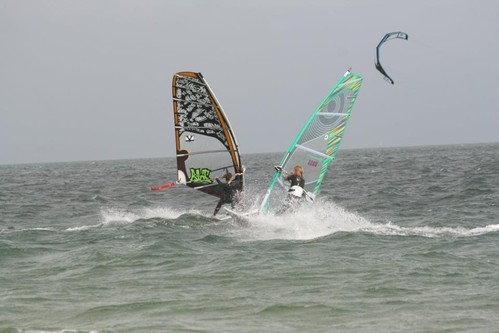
(260, 70, 363, 214)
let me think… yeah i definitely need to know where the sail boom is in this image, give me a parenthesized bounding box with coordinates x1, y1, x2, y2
(295, 144, 333, 160)
(193, 183, 219, 190)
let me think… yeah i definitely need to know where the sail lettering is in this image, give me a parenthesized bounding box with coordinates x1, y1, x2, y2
(189, 168, 212, 183)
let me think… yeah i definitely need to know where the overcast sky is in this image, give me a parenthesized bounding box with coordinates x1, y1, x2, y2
(1, 0, 498, 164)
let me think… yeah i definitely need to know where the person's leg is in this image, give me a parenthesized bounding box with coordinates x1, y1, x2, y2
(213, 200, 223, 216)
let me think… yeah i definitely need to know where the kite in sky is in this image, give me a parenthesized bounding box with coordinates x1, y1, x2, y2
(375, 31, 409, 84)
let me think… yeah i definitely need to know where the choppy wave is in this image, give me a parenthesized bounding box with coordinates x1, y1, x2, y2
(6, 198, 496, 242)
(2, 145, 499, 333)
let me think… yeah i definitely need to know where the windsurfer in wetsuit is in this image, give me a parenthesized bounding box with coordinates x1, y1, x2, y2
(212, 172, 243, 216)
(275, 165, 306, 214)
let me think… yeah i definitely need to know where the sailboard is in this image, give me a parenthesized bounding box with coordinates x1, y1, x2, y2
(172, 71, 244, 199)
(223, 207, 253, 225)
(260, 69, 363, 214)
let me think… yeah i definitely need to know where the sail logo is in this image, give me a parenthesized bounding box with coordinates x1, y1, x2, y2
(307, 159, 319, 167)
(189, 168, 212, 183)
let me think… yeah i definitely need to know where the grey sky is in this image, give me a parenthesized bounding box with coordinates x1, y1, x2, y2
(1, 0, 498, 164)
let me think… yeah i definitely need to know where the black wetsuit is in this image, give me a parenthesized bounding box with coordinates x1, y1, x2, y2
(286, 175, 305, 193)
(213, 177, 241, 216)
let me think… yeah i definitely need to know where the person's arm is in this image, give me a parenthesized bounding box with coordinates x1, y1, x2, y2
(227, 172, 244, 185)
(274, 166, 292, 180)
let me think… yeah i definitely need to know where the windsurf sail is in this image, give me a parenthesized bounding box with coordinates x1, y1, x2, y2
(172, 72, 243, 198)
(260, 70, 362, 214)
(375, 31, 408, 84)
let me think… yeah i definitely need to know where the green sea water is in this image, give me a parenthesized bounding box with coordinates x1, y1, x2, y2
(1, 143, 499, 332)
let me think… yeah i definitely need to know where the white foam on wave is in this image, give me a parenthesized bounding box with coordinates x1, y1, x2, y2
(230, 200, 499, 241)
(365, 221, 499, 238)
(65, 224, 102, 232)
(65, 206, 185, 231)
(232, 201, 372, 241)
(0, 227, 55, 234)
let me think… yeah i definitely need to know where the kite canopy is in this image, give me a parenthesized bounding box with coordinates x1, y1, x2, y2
(375, 31, 408, 84)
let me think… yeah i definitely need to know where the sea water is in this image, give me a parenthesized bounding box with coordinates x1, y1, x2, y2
(1, 143, 499, 332)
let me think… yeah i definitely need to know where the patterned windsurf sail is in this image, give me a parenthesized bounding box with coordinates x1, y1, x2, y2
(172, 72, 243, 198)
(260, 70, 362, 213)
